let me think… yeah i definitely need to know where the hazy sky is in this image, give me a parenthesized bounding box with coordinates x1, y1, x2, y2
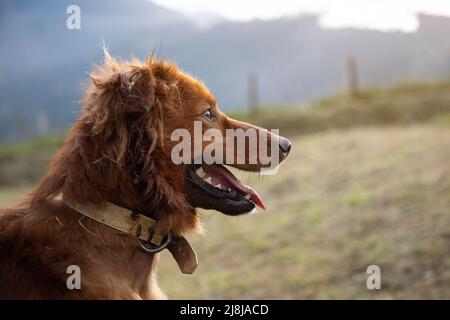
(151, 0, 450, 31)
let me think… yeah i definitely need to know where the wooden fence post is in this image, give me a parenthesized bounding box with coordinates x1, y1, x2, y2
(347, 55, 359, 96)
(247, 71, 259, 112)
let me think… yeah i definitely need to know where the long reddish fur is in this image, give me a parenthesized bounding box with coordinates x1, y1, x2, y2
(0, 55, 204, 299)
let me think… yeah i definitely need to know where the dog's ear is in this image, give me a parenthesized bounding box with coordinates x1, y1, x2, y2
(86, 53, 164, 166)
(90, 55, 156, 113)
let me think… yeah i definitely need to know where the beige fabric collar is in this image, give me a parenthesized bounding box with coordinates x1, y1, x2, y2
(63, 197, 198, 274)
(64, 198, 165, 245)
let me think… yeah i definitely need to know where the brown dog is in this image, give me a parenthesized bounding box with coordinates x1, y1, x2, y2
(0, 52, 291, 299)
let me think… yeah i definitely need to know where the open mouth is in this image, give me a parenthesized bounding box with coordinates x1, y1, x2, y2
(185, 164, 265, 216)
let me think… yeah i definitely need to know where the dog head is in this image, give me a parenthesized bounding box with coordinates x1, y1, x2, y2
(34, 52, 291, 236)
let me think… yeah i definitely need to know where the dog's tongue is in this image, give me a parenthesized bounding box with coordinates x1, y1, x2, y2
(204, 165, 266, 210)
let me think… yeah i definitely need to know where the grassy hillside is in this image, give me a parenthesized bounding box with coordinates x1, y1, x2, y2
(1, 80, 450, 299)
(0, 134, 63, 186)
(157, 126, 450, 299)
(234, 80, 450, 136)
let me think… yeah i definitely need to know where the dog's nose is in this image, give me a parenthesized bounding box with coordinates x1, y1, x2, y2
(279, 136, 292, 156)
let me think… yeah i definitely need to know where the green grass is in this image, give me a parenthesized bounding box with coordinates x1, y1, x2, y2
(0, 134, 64, 161)
(0, 187, 30, 207)
(0, 134, 64, 186)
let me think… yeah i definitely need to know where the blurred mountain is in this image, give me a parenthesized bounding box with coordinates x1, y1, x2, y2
(185, 11, 228, 29)
(1, 0, 450, 142)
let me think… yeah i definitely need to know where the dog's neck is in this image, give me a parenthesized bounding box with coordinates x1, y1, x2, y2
(63, 204, 165, 299)
(62, 195, 198, 272)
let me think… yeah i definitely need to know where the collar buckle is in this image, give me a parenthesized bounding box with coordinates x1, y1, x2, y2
(135, 223, 172, 254)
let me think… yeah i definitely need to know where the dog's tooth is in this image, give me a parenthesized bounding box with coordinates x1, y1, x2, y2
(217, 184, 222, 189)
(196, 167, 205, 177)
(245, 194, 251, 200)
(205, 177, 212, 184)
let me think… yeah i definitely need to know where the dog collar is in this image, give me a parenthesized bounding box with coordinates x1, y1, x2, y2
(63, 198, 198, 274)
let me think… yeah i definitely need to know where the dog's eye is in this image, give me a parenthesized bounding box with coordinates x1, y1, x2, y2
(202, 108, 216, 122)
